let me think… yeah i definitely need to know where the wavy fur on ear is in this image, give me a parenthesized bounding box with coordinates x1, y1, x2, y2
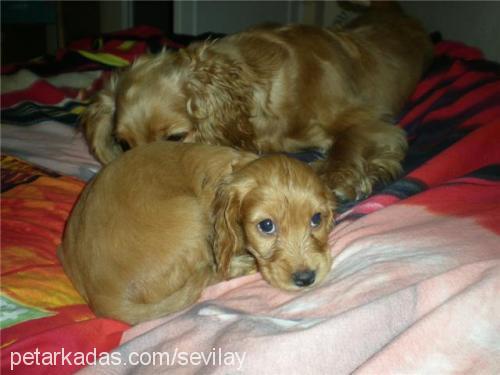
(183, 43, 257, 150)
(211, 179, 246, 279)
(81, 75, 122, 164)
(209, 150, 259, 278)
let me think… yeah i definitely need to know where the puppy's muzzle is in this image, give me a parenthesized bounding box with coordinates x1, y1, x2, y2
(292, 270, 316, 287)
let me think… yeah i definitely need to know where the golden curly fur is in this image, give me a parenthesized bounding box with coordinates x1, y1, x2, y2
(82, 4, 433, 200)
(58, 142, 335, 324)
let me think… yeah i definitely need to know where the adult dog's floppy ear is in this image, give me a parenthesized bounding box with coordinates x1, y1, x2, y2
(81, 76, 122, 164)
(183, 42, 256, 149)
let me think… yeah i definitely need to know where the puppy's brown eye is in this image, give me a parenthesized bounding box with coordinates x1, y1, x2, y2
(310, 213, 321, 228)
(257, 219, 276, 235)
(165, 132, 188, 142)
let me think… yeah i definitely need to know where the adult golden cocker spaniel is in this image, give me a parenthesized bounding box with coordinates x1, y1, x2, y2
(83, 3, 433, 200)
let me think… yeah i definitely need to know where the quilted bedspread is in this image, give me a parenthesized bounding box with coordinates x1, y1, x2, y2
(1, 27, 499, 374)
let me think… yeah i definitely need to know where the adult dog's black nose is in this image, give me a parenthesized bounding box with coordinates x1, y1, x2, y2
(292, 270, 316, 287)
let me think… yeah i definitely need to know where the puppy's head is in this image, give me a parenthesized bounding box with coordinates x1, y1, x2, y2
(82, 43, 255, 164)
(213, 155, 335, 291)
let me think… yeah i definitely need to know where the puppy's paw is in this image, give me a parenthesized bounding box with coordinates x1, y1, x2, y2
(227, 254, 257, 279)
(322, 166, 373, 202)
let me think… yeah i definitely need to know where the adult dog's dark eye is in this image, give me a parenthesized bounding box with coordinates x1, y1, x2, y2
(257, 219, 276, 235)
(310, 213, 321, 228)
(118, 140, 130, 151)
(165, 132, 188, 142)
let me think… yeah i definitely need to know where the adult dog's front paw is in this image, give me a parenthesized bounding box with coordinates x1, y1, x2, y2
(321, 166, 373, 202)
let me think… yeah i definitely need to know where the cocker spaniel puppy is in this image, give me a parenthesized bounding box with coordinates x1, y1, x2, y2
(58, 142, 335, 324)
(83, 4, 433, 200)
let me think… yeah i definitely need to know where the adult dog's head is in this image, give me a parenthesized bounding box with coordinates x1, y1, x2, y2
(82, 43, 256, 164)
(212, 155, 335, 291)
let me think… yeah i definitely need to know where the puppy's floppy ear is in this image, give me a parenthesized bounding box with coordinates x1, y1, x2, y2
(81, 75, 122, 164)
(182, 43, 256, 148)
(211, 153, 257, 278)
(211, 179, 245, 279)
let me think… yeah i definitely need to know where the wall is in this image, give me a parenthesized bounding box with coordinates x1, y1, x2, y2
(401, 1, 500, 62)
(99, 1, 133, 34)
(174, 1, 305, 35)
(173, 1, 500, 62)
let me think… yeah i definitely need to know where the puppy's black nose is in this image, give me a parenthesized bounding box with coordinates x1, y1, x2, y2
(292, 270, 316, 287)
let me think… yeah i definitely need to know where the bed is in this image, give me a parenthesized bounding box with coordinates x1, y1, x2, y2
(1, 26, 499, 374)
